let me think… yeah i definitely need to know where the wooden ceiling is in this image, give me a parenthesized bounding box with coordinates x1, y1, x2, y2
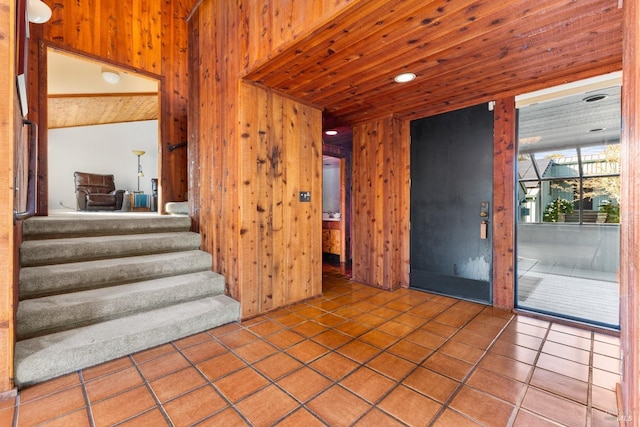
(47, 49, 159, 129)
(48, 93, 158, 129)
(244, 0, 623, 127)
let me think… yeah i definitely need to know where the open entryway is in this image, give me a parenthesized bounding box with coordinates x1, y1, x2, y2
(410, 103, 494, 304)
(46, 47, 161, 214)
(515, 74, 621, 329)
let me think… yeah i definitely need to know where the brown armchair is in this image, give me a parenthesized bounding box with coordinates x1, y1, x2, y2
(74, 172, 125, 211)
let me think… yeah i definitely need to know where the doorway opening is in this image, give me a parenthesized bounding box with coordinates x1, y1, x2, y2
(46, 47, 161, 214)
(515, 73, 621, 329)
(322, 124, 352, 277)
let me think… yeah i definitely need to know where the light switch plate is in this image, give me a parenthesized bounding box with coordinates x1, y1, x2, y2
(299, 191, 311, 202)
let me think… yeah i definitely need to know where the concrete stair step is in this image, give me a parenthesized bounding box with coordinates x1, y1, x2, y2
(14, 294, 240, 387)
(20, 250, 213, 299)
(20, 232, 201, 267)
(16, 271, 225, 340)
(22, 215, 191, 240)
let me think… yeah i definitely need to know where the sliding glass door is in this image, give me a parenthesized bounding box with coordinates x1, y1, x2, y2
(516, 79, 621, 329)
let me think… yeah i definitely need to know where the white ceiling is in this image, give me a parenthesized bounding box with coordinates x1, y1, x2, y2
(517, 73, 622, 154)
(47, 49, 158, 95)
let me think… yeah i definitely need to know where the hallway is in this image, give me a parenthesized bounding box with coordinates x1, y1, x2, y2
(1, 266, 621, 426)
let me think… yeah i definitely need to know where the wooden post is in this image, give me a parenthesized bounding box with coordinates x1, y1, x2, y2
(620, 0, 640, 421)
(492, 97, 516, 309)
(0, 0, 16, 394)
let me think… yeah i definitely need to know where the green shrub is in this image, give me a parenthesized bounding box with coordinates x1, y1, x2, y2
(543, 198, 574, 222)
(599, 200, 620, 223)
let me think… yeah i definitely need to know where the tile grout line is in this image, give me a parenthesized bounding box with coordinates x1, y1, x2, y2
(183, 323, 347, 426)
(348, 296, 464, 426)
(78, 370, 96, 427)
(269, 282, 441, 426)
(171, 330, 256, 426)
(505, 320, 553, 426)
(203, 322, 326, 425)
(427, 307, 518, 426)
(10, 392, 19, 427)
(586, 330, 595, 426)
(126, 353, 175, 427)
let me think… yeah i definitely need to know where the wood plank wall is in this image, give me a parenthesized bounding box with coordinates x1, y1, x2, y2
(0, 0, 16, 394)
(27, 0, 195, 213)
(621, 0, 639, 418)
(189, 0, 241, 305)
(352, 116, 410, 290)
(238, 82, 323, 318)
(243, 0, 354, 72)
(190, 1, 323, 318)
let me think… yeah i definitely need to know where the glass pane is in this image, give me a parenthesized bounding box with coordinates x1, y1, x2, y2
(517, 155, 536, 180)
(581, 143, 620, 176)
(583, 176, 621, 223)
(517, 222, 620, 327)
(518, 181, 540, 223)
(541, 179, 576, 222)
(534, 149, 579, 178)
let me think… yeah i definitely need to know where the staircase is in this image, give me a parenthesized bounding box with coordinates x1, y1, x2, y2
(14, 215, 240, 387)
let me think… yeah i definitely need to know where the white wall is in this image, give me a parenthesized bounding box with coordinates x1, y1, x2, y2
(48, 120, 158, 210)
(322, 163, 341, 213)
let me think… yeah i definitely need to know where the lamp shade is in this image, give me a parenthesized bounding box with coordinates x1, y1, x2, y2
(27, 0, 52, 23)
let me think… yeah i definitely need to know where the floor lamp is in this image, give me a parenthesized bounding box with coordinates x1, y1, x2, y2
(132, 150, 145, 192)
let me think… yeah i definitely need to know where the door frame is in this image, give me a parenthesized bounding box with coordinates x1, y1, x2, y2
(35, 41, 164, 215)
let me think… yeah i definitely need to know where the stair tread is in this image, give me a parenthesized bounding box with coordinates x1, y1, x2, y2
(20, 250, 213, 299)
(15, 295, 240, 387)
(20, 232, 201, 267)
(21, 231, 200, 247)
(17, 271, 225, 339)
(23, 215, 191, 240)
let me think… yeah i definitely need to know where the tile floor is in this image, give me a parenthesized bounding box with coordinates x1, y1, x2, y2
(0, 265, 622, 426)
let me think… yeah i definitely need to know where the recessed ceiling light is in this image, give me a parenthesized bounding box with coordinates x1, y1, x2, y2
(325, 130, 338, 136)
(583, 94, 608, 103)
(394, 72, 416, 83)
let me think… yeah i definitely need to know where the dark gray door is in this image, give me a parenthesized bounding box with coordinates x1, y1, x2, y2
(410, 104, 494, 304)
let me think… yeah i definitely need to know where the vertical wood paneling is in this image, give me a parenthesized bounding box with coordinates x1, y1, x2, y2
(29, 0, 193, 213)
(0, 0, 16, 393)
(245, 0, 355, 71)
(620, 0, 639, 418)
(398, 119, 411, 287)
(192, 1, 321, 319)
(492, 97, 516, 309)
(236, 82, 322, 317)
(271, 92, 287, 309)
(352, 116, 409, 290)
(238, 82, 261, 317)
(160, 0, 190, 206)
